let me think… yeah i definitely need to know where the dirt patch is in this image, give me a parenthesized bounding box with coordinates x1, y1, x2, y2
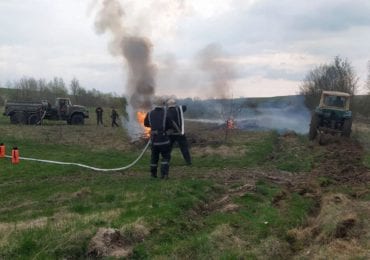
(210, 224, 247, 250)
(220, 203, 240, 213)
(72, 187, 92, 199)
(272, 189, 288, 206)
(87, 221, 150, 258)
(312, 138, 370, 184)
(210, 195, 240, 213)
(87, 228, 132, 258)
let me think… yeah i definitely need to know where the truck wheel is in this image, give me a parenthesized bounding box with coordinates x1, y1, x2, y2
(10, 112, 28, 124)
(71, 114, 84, 125)
(342, 118, 352, 137)
(309, 114, 319, 140)
(28, 114, 41, 125)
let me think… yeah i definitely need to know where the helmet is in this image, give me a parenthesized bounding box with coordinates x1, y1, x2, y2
(167, 98, 176, 107)
(153, 96, 165, 107)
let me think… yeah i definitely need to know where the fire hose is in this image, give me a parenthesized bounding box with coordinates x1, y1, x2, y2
(4, 139, 151, 172)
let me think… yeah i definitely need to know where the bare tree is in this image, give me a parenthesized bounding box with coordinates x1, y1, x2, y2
(70, 77, 81, 103)
(49, 77, 68, 99)
(300, 56, 358, 109)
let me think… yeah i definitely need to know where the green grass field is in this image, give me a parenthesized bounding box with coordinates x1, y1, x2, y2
(0, 110, 369, 259)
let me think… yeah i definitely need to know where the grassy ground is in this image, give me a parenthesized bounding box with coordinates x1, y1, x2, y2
(0, 110, 369, 259)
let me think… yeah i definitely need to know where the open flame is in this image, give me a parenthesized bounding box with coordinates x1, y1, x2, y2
(136, 111, 151, 138)
(226, 118, 236, 129)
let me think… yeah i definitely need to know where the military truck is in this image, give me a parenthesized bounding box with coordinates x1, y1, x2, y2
(309, 91, 352, 140)
(3, 98, 89, 125)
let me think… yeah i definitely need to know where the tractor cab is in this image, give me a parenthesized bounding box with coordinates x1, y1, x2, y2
(319, 91, 350, 110)
(309, 91, 352, 141)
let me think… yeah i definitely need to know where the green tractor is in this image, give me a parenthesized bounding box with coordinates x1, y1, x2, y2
(309, 91, 352, 140)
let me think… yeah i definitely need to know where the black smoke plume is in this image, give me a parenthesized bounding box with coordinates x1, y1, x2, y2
(94, 0, 156, 111)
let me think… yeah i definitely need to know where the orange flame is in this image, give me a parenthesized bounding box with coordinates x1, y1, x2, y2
(136, 111, 151, 138)
(226, 118, 235, 129)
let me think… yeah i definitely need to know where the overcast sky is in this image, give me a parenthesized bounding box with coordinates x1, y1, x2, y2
(1, 0, 370, 98)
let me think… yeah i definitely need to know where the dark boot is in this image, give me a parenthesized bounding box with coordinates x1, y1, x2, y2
(150, 165, 157, 178)
(160, 162, 169, 179)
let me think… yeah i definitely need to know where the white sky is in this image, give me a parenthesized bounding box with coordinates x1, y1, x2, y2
(0, 0, 370, 98)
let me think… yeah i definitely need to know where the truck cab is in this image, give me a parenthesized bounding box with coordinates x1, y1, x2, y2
(56, 98, 71, 120)
(52, 98, 89, 124)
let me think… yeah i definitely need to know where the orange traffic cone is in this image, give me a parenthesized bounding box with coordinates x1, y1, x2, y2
(0, 143, 5, 158)
(12, 147, 20, 164)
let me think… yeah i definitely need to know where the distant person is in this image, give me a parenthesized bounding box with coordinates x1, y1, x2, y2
(59, 100, 67, 118)
(144, 97, 173, 179)
(95, 106, 104, 125)
(111, 108, 119, 127)
(166, 98, 192, 165)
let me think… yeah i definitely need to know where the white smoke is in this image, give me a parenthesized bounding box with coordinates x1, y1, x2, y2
(197, 43, 236, 99)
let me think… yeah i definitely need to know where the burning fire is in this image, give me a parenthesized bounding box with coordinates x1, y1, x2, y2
(226, 118, 236, 129)
(136, 111, 151, 138)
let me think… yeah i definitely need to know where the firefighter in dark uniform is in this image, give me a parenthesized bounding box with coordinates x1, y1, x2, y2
(144, 97, 173, 179)
(111, 107, 119, 127)
(166, 98, 192, 165)
(96, 106, 104, 125)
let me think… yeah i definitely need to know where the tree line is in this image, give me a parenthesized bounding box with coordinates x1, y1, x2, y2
(1, 57, 370, 117)
(0, 76, 126, 109)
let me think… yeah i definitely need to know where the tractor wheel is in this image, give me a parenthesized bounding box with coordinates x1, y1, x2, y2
(10, 111, 28, 124)
(28, 114, 41, 125)
(342, 118, 352, 137)
(70, 114, 84, 125)
(308, 114, 319, 140)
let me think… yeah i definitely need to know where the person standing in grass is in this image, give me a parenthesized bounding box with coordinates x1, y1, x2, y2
(95, 106, 104, 125)
(166, 98, 192, 165)
(111, 108, 119, 127)
(144, 97, 173, 179)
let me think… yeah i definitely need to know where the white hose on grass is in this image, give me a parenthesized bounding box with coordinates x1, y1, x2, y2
(4, 140, 151, 172)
